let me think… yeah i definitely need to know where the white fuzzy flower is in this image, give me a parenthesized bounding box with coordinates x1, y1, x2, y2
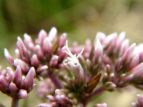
(63, 41, 84, 78)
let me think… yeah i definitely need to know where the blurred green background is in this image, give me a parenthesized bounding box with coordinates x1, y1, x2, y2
(0, 0, 143, 107)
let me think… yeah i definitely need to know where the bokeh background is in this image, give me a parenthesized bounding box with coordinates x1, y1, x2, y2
(0, 0, 143, 107)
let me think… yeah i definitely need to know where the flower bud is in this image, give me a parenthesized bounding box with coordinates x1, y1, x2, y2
(57, 48, 67, 63)
(129, 55, 139, 70)
(42, 37, 52, 54)
(119, 39, 129, 56)
(35, 45, 44, 59)
(18, 89, 28, 99)
(23, 67, 35, 91)
(48, 27, 57, 43)
(14, 59, 29, 73)
(37, 29, 47, 45)
(15, 49, 20, 58)
(4, 49, 14, 65)
(96, 32, 106, 42)
(13, 66, 22, 88)
(58, 33, 67, 47)
(93, 35, 103, 63)
(9, 82, 18, 94)
(37, 79, 55, 98)
(130, 63, 143, 78)
(5, 67, 14, 83)
(49, 55, 59, 67)
(83, 39, 92, 59)
(122, 43, 136, 64)
(123, 63, 143, 82)
(132, 94, 143, 107)
(37, 65, 48, 74)
(137, 94, 143, 106)
(16, 37, 27, 57)
(115, 32, 125, 52)
(24, 33, 34, 50)
(31, 54, 40, 67)
(38, 103, 50, 107)
(95, 103, 108, 107)
(94, 36, 103, 55)
(103, 33, 117, 47)
(0, 75, 8, 91)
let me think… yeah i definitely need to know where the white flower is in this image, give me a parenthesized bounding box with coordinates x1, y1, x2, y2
(63, 41, 84, 78)
(94, 34, 103, 54)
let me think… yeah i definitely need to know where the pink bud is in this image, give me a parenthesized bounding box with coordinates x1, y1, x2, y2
(102, 54, 112, 65)
(23, 67, 35, 91)
(119, 39, 129, 56)
(15, 49, 20, 58)
(47, 95, 55, 101)
(133, 44, 143, 62)
(115, 58, 123, 72)
(115, 32, 125, 52)
(105, 35, 117, 54)
(140, 52, 143, 62)
(132, 102, 136, 107)
(49, 55, 59, 67)
(13, 66, 22, 88)
(38, 65, 48, 70)
(0, 75, 8, 90)
(38, 103, 50, 107)
(31, 54, 40, 67)
(124, 63, 143, 81)
(57, 48, 67, 63)
(137, 94, 143, 106)
(122, 43, 136, 64)
(103, 33, 117, 47)
(9, 82, 18, 94)
(94, 36, 103, 59)
(131, 63, 143, 77)
(37, 79, 55, 98)
(71, 42, 82, 54)
(16, 37, 27, 56)
(132, 94, 143, 107)
(14, 59, 29, 73)
(58, 33, 67, 47)
(37, 29, 47, 45)
(4, 49, 14, 65)
(5, 67, 14, 83)
(96, 32, 106, 42)
(83, 39, 92, 59)
(35, 45, 44, 59)
(48, 27, 57, 42)
(23, 33, 34, 50)
(42, 37, 52, 54)
(95, 103, 108, 107)
(18, 89, 28, 99)
(37, 65, 48, 74)
(129, 55, 139, 70)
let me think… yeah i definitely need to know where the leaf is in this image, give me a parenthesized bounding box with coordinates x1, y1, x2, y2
(85, 73, 101, 93)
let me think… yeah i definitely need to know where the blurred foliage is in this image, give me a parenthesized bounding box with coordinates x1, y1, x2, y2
(0, 0, 143, 44)
(0, 0, 143, 106)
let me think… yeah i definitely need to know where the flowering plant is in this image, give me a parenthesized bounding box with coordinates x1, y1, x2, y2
(0, 27, 143, 107)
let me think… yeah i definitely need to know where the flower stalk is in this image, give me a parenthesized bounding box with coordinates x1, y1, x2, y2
(11, 97, 19, 107)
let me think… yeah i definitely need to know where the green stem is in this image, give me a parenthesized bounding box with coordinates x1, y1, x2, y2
(83, 86, 105, 105)
(11, 97, 19, 107)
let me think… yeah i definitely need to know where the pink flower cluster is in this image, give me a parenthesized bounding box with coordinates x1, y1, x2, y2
(0, 27, 143, 107)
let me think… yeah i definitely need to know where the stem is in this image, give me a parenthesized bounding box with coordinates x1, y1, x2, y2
(83, 86, 105, 105)
(11, 97, 19, 107)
